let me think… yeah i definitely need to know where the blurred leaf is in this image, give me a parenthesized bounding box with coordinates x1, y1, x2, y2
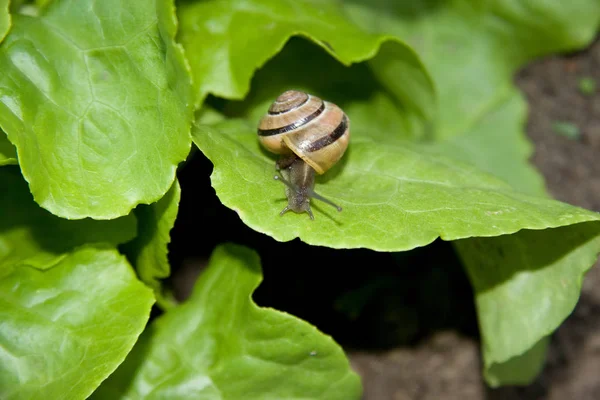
(122, 179, 181, 309)
(0, 167, 136, 269)
(177, 0, 435, 137)
(92, 243, 362, 400)
(9, 0, 23, 11)
(456, 222, 600, 384)
(430, 92, 543, 195)
(485, 336, 550, 387)
(344, 0, 600, 195)
(35, 0, 52, 8)
(0, 0, 9, 43)
(0, 0, 193, 219)
(196, 105, 227, 125)
(0, 246, 155, 400)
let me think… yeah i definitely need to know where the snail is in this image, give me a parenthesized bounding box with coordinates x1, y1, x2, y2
(257, 90, 350, 220)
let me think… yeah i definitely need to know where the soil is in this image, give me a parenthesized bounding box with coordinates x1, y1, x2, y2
(167, 36, 600, 400)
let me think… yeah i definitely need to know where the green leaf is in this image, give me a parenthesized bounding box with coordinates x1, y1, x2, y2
(122, 178, 181, 309)
(0, 0, 193, 219)
(0, 246, 155, 400)
(192, 119, 600, 249)
(0, 128, 17, 165)
(0, 0, 9, 43)
(343, 0, 600, 195)
(187, 11, 600, 386)
(484, 336, 549, 387)
(189, 6, 598, 384)
(177, 0, 435, 131)
(431, 91, 546, 196)
(91, 243, 362, 400)
(34, 0, 52, 9)
(0, 167, 136, 269)
(220, 35, 431, 142)
(456, 222, 600, 384)
(346, 0, 600, 137)
(192, 25, 598, 248)
(8, 0, 25, 12)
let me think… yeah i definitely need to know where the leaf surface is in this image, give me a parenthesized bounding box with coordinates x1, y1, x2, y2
(0, 246, 155, 400)
(192, 119, 600, 250)
(456, 222, 600, 385)
(122, 179, 181, 308)
(186, 2, 600, 384)
(91, 243, 362, 400)
(177, 0, 434, 133)
(0, 0, 193, 219)
(0, 0, 9, 43)
(0, 167, 136, 269)
(343, 0, 600, 195)
(188, 4, 600, 251)
(484, 336, 549, 387)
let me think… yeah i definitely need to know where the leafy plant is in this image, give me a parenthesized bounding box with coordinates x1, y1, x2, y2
(1, 0, 599, 399)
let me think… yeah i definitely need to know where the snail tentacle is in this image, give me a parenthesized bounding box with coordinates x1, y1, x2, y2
(274, 171, 341, 212)
(308, 189, 342, 212)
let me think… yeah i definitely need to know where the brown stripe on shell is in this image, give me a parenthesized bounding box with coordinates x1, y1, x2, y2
(268, 91, 309, 115)
(257, 101, 325, 136)
(258, 94, 323, 133)
(279, 101, 350, 174)
(307, 114, 348, 152)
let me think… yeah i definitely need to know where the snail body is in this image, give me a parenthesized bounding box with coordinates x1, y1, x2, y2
(257, 90, 350, 219)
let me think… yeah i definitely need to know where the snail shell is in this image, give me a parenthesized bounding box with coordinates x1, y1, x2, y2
(257, 90, 350, 175)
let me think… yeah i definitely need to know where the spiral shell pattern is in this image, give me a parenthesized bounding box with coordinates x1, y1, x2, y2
(257, 90, 350, 175)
